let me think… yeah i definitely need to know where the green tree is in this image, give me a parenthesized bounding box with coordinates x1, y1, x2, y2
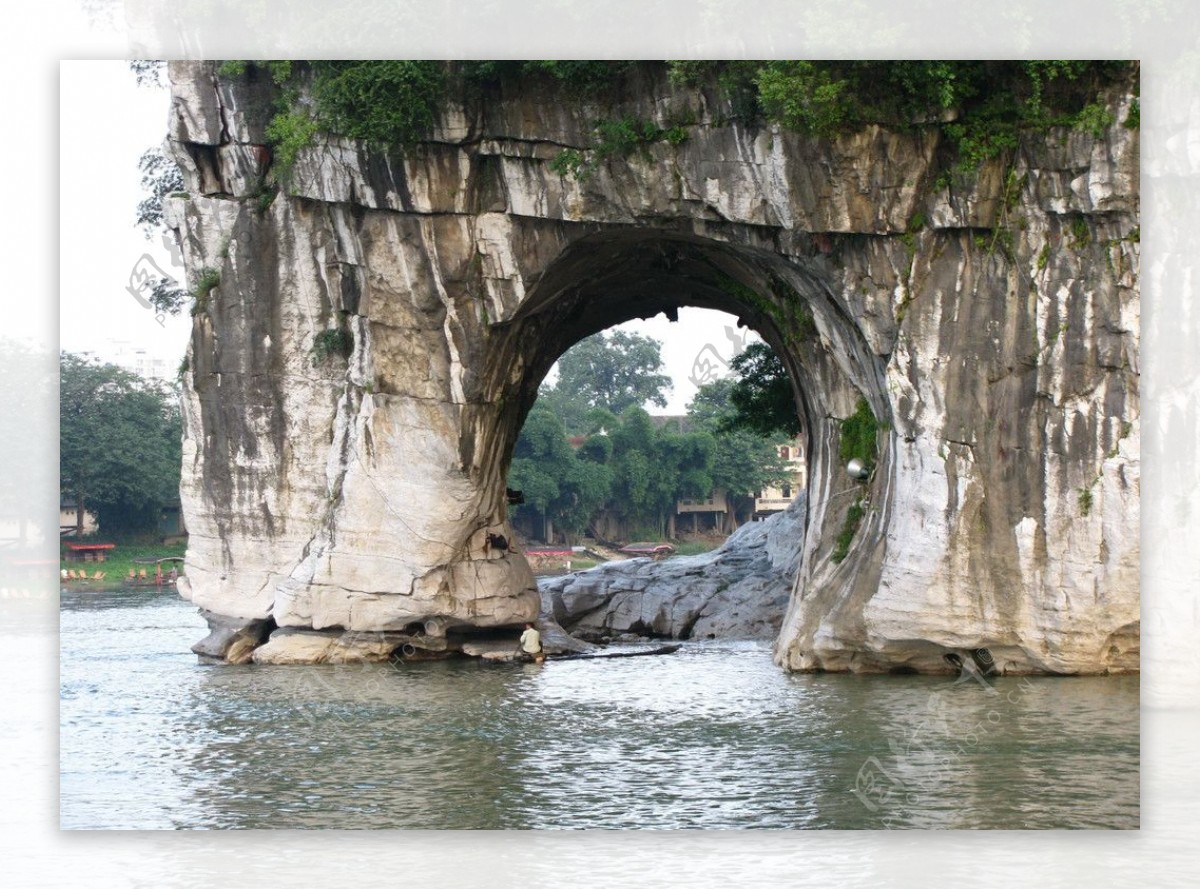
(688, 377, 793, 530)
(133, 143, 188, 315)
(129, 60, 166, 88)
(135, 146, 183, 237)
(538, 330, 672, 434)
(606, 407, 713, 539)
(59, 353, 182, 535)
(507, 406, 612, 543)
(606, 407, 664, 537)
(555, 457, 613, 540)
(308, 61, 446, 148)
(724, 342, 802, 438)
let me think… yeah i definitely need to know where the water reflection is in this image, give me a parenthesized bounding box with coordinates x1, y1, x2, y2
(178, 661, 531, 829)
(60, 588, 1139, 829)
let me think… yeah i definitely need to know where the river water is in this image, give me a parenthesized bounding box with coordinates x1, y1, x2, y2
(60, 586, 1138, 830)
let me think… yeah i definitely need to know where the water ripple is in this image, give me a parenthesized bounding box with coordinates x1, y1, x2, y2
(60, 588, 1138, 829)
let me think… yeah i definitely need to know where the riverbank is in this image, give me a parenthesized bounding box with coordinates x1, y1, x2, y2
(59, 540, 186, 589)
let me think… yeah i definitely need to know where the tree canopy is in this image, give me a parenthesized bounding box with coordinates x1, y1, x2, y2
(507, 406, 612, 541)
(688, 377, 793, 506)
(537, 330, 672, 435)
(60, 353, 182, 535)
(604, 407, 714, 539)
(506, 340, 803, 542)
(135, 146, 183, 238)
(723, 342, 802, 439)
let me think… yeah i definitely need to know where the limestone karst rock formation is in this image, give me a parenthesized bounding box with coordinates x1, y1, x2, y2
(165, 61, 1139, 673)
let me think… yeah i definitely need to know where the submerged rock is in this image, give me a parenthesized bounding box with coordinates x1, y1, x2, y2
(191, 610, 274, 664)
(250, 629, 343, 665)
(541, 496, 806, 641)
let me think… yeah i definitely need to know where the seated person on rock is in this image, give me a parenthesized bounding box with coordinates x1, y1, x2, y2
(519, 622, 544, 663)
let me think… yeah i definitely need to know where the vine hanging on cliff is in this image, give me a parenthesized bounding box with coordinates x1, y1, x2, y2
(134, 146, 184, 237)
(549, 115, 692, 181)
(831, 498, 867, 564)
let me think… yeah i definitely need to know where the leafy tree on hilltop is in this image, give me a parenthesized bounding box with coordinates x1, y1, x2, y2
(60, 353, 181, 535)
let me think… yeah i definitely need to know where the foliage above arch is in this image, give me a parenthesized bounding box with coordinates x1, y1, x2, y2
(674, 60, 1133, 173)
(215, 59, 1135, 188)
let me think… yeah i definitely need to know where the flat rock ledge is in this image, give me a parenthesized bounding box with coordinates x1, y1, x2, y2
(249, 627, 439, 664)
(195, 608, 594, 666)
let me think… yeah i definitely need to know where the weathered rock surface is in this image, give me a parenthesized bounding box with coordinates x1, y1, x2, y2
(249, 622, 585, 664)
(191, 610, 274, 664)
(166, 62, 1139, 673)
(541, 496, 806, 641)
(250, 627, 448, 664)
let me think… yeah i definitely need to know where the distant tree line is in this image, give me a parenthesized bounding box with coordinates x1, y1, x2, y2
(507, 330, 798, 543)
(57, 335, 797, 544)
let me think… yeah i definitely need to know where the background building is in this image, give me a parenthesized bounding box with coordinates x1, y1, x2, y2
(676, 435, 807, 532)
(78, 338, 172, 382)
(752, 440, 807, 519)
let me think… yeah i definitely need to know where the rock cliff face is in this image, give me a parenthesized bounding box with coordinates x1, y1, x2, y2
(165, 62, 1139, 673)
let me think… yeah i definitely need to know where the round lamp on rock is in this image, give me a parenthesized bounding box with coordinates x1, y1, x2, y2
(847, 458, 870, 480)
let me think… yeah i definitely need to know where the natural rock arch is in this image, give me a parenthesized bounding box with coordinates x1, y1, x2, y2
(478, 229, 871, 510)
(168, 61, 1139, 673)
